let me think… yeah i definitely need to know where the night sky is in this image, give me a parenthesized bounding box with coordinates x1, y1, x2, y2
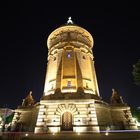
(0, 2, 140, 109)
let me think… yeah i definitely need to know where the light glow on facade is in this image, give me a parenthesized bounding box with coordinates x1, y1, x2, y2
(33, 19, 138, 133)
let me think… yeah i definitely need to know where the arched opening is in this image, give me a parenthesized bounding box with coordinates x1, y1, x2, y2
(62, 112, 73, 131)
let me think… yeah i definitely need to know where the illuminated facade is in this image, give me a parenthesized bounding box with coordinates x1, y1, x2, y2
(11, 18, 138, 133)
(34, 18, 138, 133)
(43, 19, 99, 96)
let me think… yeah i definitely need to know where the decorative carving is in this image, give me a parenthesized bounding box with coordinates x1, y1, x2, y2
(22, 91, 35, 107)
(110, 88, 124, 104)
(48, 28, 92, 49)
(67, 17, 74, 24)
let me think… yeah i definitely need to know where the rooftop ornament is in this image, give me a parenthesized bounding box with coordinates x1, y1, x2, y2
(67, 17, 74, 24)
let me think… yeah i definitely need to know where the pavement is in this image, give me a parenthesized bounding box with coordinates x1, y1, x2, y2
(1, 131, 140, 140)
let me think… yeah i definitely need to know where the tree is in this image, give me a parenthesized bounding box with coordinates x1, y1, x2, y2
(131, 107, 140, 122)
(5, 112, 14, 124)
(132, 59, 140, 86)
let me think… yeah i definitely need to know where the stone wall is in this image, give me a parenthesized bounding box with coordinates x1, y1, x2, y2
(95, 101, 112, 130)
(110, 105, 138, 130)
(11, 105, 39, 132)
(35, 99, 99, 133)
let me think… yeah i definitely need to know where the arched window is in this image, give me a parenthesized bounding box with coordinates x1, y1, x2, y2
(86, 83, 89, 88)
(67, 81, 71, 87)
(67, 53, 71, 58)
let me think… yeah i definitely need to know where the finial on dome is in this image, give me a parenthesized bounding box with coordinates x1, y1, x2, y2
(67, 17, 73, 24)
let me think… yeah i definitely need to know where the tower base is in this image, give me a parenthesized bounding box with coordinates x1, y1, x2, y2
(35, 98, 137, 133)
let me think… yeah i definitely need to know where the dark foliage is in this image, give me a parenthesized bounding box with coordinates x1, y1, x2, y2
(132, 59, 140, 86)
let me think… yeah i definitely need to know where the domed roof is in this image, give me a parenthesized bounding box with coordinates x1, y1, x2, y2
(47, 17, 94, 49)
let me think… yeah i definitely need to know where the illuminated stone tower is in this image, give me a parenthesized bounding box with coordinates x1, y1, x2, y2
(44, 17, 99, 96)
(35, 18, 138, 133)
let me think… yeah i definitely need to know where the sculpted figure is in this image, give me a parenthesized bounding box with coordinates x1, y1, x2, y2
(22, 91, 35, 106)
(110, 88, 124, 104)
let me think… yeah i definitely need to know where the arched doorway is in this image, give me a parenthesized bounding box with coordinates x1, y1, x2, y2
(62, 112, 73, 131)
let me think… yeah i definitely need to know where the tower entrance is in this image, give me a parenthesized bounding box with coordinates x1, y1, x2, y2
(62, 112, 73, 131)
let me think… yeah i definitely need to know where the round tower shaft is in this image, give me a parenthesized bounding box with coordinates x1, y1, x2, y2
(44, 20, 99, 97)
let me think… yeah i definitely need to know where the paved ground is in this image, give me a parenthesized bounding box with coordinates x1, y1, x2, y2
(1, 131, 140, 140)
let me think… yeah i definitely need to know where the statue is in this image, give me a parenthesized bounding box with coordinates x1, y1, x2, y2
(110, 88, 124, 104)
(22, 91, 35, 107)
(67, 17, 73, 24)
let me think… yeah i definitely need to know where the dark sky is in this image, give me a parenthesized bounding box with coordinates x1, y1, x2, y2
(0, 1, 139, 109)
